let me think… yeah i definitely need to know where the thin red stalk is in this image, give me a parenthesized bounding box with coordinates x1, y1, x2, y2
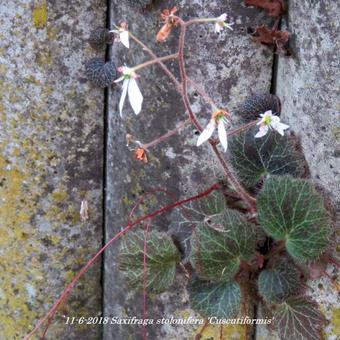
(187, 78, 217, 108)
(133, 53, 178, 72)
(177, 21, 256, 211)
(127, 187, 194, 228)
(220, 324, 223, 340)
(142, 119, 190, 150)
(143, 219, 151, 340)
(129, 32, 181, 90)
(228, 119, 259, 137)
(24, 183, 221, 340)
(130, 32, 218, 110)
(41, 314, 54, 340)
(195, 319, 209, 340)
(177, 23, 203, 132)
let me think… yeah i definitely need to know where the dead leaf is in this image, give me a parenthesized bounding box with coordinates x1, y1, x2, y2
(245, 0, 285, 17)
(135, 148, 148, 163)
(249, 25, 291, 55)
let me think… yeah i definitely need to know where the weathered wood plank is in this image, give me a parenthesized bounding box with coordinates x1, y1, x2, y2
(105, 1, 273, 339)
(0, 1, 105, 338)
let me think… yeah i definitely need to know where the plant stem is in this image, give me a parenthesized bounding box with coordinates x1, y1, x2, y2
(142, 119, 190, 150)
(228, 119, 259, 136)
(177, 21, 256, 211)
(129, 32, 218, 110)
(187, 78, 217, 109)
(129, 32, 181, 90)
(132, 53, 178, 72)
(24, 183, 221, 340)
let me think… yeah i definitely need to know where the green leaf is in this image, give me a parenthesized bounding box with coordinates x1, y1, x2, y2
(190, 209, 256, 281)
(196, 190, 227, 216)
(273, 297, 326, 340)
(258, 258, 301, 304)
(118, 229, 181, 293)
(188, 277, 241, 318)
(229, 128, 306, 188)
(257, 176, 330, 261)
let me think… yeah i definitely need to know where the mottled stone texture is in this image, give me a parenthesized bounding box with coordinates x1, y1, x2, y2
(0, 1, 105, 339)
(105, 1, 273, 339)
(257, 1, 340, 339)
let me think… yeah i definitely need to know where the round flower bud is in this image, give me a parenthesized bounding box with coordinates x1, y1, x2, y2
(88, 28, 114, 49)
(85, 58, 117, 88)
(236, 94, 281, 123)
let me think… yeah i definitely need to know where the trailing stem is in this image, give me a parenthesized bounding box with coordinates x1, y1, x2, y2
(24, 183, 221, 339)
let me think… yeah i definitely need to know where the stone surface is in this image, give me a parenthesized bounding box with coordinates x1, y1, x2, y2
(0, 0, 105, 338)
(257, 0, 340, 339)
(105, 1, 273, 339)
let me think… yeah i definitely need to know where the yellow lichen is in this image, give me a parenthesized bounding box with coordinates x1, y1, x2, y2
(329, 308, 340, 338)
(33, 2, 48, 29)
(195, 322, 246, 340)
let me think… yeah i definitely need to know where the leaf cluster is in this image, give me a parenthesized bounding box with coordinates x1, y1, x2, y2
(117, 99, 331, 339)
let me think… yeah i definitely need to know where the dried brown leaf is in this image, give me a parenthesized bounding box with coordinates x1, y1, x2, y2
(250, 25, 291, 55)
(245, 0, 285, 17)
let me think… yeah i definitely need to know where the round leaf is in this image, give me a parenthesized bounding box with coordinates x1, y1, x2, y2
(118, 229, 181, 293)
(258, 258, 301, 304)
(190, 209, 256, 281)
(273, 297, 326, 340)
(229, 128, 306, 188)
(188, 277, 241, 319)
(257, 176, 330, 261)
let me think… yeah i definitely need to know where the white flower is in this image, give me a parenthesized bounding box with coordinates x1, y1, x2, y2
(114, 66, 143, 117)
(110, 22, 129, 48)
(214, 13, 233, 33)
(197, 110, 230, 152)
(255, 110, 290, 138)
(119, 29, 129, 48)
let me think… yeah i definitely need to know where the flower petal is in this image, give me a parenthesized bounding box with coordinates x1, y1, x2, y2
(197, 120, 216, 146)
(214, 23, 221, 34)
(119, 79, 129, 117)
(128, 78, 143, 115)
(255, 125, 269, 138)
(272, 121, 290, 136)
(217, 13, 227, 21)
(120, 30, 130, 48)
(114, 75, 125, 83)
(218, 121, 228, 152)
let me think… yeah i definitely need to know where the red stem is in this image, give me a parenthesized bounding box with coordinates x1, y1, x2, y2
(24, 183, 221, 339)
(177, 21, 256, 211)
(142, 219, 151, 340)
(142, 119, 190, 150)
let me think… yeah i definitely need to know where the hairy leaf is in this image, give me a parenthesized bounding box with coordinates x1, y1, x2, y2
(229, 128, 305, 188)
(257, 176, 330, 261)
(197, 190, 227, 216)
(273, 297, 326, 340)
(190, 209, 256, 281)
(169, 190, 227, 257)
(118, 229, 181, 293)
(258, 258, 301, 303)
(188, 277, 241, 318)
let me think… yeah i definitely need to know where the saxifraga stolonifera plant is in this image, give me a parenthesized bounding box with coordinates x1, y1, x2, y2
(85, 6, 334, 340)
(24, 4, 337, 340)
